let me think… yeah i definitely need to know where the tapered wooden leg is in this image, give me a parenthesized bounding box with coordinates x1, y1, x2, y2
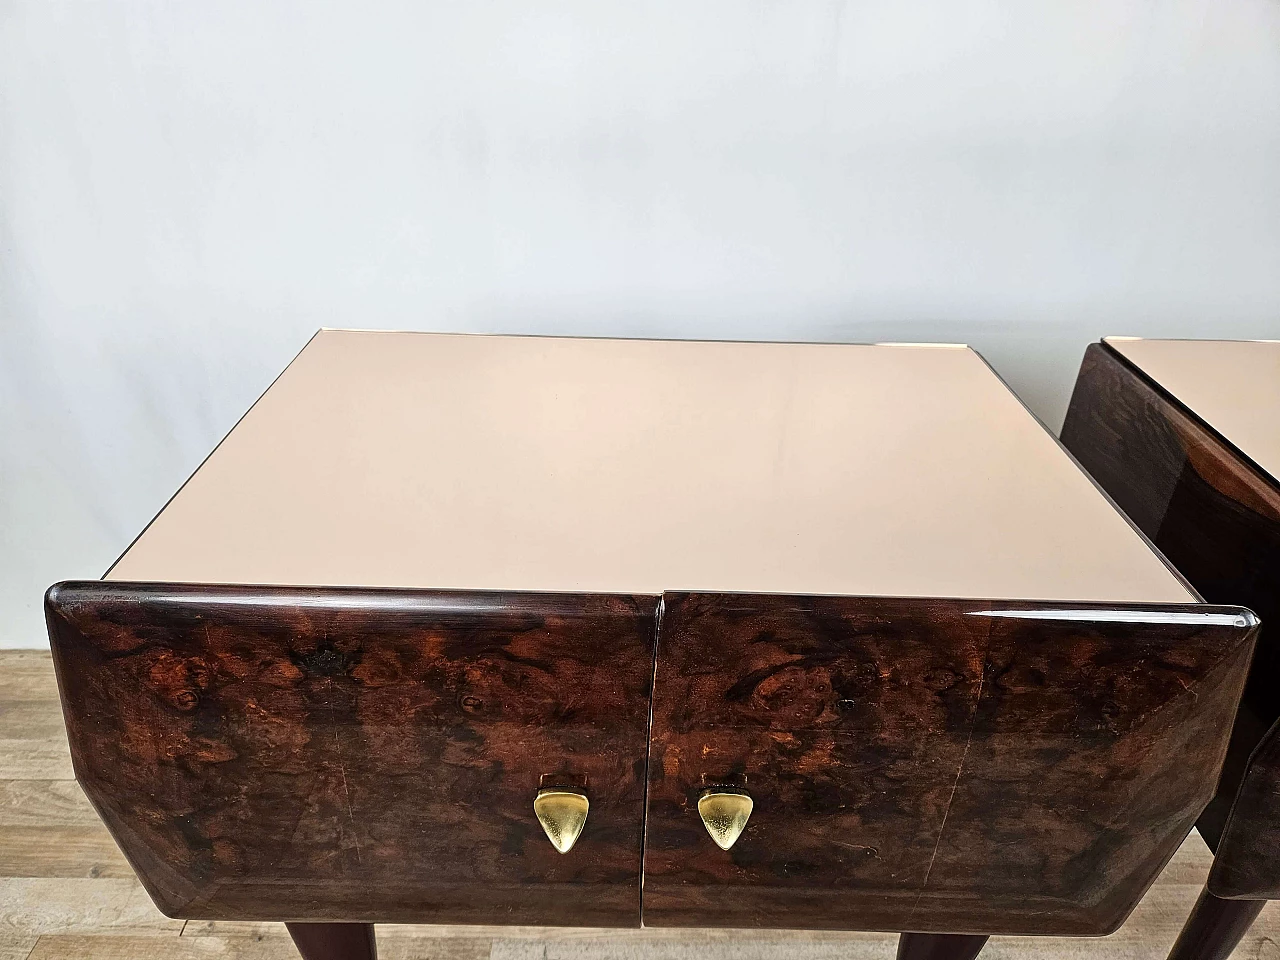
(896, 932, 989, 960)
(1166, 884, 1264, 960)
(285, 922, 377, 960)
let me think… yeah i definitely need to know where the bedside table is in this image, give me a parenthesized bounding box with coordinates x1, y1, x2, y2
(47, 332, 1256, 960)
(1062, 337, 1280, 960)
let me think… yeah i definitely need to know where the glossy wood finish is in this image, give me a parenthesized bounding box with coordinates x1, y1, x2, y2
(16, 649, 1280, 960)
(43, 580, 658, 927)
(1061, 342, 1280, 889)
(285, 923, 377, 960)
(642, 592, 1257, 935)
(897, 933, 990, 960)
(1210, 717, 1280, 898)
(1164, 886, 1265, 960)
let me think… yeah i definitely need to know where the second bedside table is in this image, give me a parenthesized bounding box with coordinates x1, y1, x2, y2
(1063, 336, 1280, 960)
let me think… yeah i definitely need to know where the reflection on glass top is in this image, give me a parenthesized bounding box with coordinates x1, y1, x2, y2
(1107, 338, 1280, 484)
(107, 331, 1193, 604)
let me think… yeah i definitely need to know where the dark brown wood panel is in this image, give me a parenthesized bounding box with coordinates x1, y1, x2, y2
(286, 922, 378, 960)
(1061, 341, 1280, 899)
(643, 593, 1256, 935)
(1209, 718, 1280, 898)
(897, 933, 990, 960)
(45, 581, 658, 926)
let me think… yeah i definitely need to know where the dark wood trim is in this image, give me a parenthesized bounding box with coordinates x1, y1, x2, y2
(641, 592, 1256, 935)
(285, 922, 377, 960)
(46, 580, 658, 926)
(896, 933, 989, 960)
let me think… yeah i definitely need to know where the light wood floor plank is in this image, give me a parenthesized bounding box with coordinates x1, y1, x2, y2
(0, 827, 132, 880)
(0, 878, 182, 937)
(0, 937, 37, 960)
(26, 936, 294, 960)
(377, 938, 490, 960)
(0, 677, 74, 780)
(0, 782, 99, 827)
(177, 925, 283, 941)
(0, 741, 73, 780)
(0, 653, 58, 703)
(0, 703, 67, 744)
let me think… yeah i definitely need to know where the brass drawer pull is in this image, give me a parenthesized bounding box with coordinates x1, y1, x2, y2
(534, 786, 589, 854)
(698, 787, 753, 851)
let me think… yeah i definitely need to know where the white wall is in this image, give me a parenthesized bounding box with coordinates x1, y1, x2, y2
(3, 0, 1279, 648)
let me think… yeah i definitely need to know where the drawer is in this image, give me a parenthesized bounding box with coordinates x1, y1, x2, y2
(643, 592, 1257, 935)
(45, 581, 657, 926)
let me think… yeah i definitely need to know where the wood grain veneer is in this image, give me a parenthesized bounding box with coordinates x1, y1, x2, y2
(643, 593, 1257, 936)
(13, 649, 1280, 959)
(45, 581, 658, 927)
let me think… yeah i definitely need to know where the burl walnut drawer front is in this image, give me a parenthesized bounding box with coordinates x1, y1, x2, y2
(45, 581, 658, 927)
(643, 593, 1258, 936)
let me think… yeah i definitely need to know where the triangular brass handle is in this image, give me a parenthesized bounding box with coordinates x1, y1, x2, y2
(533, 787, 589, 854)
(698, 788, 753, 850)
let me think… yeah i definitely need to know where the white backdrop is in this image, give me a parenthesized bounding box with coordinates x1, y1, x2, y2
(3, 0, 1279, 648)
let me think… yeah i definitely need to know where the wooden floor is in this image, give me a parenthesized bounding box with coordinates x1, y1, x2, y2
(2, 650, 1277, 960)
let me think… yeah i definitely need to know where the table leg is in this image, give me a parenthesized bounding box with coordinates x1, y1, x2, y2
(1167, 884, 1264, 960)
(896, 932, 989, 960)
(285, 922, 378, 960)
